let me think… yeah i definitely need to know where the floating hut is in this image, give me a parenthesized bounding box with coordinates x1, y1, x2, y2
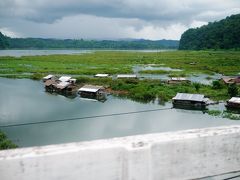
(226, 97, 240, 109)
(78, 85, 105, 99)
(117, 74, 137, 79)
(44, 79, 57, 91)
(44, 75, 76, 93)
(59, 76, 72, 82)
(95, 74, 110, 78)
(69, 78, 76, 84)
(168, 77, 190, 84)
(222, 76, 240, 85)
(172, 93, 208, 109)
(42, 74, 54, 82)
(55, 82, 72, 92)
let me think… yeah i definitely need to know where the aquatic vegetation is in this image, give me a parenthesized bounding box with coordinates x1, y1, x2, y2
(223, 111, 240, 120)
(0, 50, 239, 103)
(205, 110, 222, 116)
(138, 70, 170, 74)
(0, 50, 240, 77)
(0, 131, 17, 150)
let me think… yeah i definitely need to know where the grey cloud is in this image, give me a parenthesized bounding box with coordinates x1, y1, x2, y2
(1, 0, 239, 24)
(0, 0, 239, 40)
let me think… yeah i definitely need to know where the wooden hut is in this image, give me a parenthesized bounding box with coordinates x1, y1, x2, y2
(168, 77, 190, 84)
(222, 76, 240, 85)
(226, 97, 240, 109)
(44, 79, 57, 91)
(42, 75, 54, 82)
(172, 93, 207, 109)
(117, 74, 137, 79)
(54, 82, 73, 92)
(95, 74, 109, 78)
(78, 85, 105, 98)
(58, 76, 71, 82)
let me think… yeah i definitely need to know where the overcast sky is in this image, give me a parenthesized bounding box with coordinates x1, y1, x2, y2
(0, 0, 239, 40)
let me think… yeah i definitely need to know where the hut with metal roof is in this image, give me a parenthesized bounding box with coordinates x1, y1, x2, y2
(222, 76, 240, 85)
(94, 74, 110, 78)
(117, 74, 137, 79)
(42, 74, 55, 82)
(44, 79, 57, 91)
(78, 85, 105, 98)
(226, 97, 240, 109)
(58, 76, 72, 82)
(167, 77, 190, 84)
(172, 93, 207, 108)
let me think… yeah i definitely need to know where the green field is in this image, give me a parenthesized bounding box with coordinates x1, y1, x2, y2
(1, 50, 240, 76)
(0, 50, 239, 102)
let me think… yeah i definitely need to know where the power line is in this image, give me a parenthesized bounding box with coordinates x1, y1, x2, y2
(0, 107, 172, 128)
(223, 174, 240, 180)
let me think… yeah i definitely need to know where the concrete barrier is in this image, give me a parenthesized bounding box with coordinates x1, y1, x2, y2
(1, 125, 240, 180)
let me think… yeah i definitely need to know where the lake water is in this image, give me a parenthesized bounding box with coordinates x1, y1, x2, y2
(133, 64, 222, 84)
(0, 78, 239, 148)
(0, 49, 172, 57)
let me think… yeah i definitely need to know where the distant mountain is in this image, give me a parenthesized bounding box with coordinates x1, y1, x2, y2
(179, 14, 240, 50)
(0, 32, 9, 49)
(0, 35, 179, 50)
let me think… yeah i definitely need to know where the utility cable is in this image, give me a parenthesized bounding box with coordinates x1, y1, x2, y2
(0, 107, 173, 128)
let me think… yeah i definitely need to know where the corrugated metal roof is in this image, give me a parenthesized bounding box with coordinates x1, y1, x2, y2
(172, 93, 205, 102)
(228, 97, 240, 104)
(59, 76, 71, 82)
(44, 80, 56, 86)
(78, 85, 104, 93)
(117, 74, 137, 78)
(171, 77, 187, 81)
(56, 82, 71, 89)
(95, 74, 109, 77)
(43, 74, 54, 80)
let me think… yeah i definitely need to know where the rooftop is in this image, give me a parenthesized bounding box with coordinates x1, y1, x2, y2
(95, 74, 109, 77)
(43, 74, 54, 80)
(78, 85, 104, 93)
(59, 76, 71, 82)
(172, 93, 205, 102)
(117, 74, 137, 78)
(228, 97, 240, 104)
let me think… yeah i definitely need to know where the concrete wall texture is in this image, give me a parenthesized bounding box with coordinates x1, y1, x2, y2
(1, 125, 240, 180)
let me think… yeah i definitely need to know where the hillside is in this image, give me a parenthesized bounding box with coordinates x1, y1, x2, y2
(179, 14, 240, 50)
(0, 32, 9, 49)
(0, 34, 179, 49)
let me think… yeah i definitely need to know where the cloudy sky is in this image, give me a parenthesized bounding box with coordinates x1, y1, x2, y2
(0, 0, 240, 40)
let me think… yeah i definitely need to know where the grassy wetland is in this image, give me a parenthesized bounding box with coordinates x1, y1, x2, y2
(1, 50, 240, 103)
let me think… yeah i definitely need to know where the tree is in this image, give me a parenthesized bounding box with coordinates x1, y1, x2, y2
(193, 83, 201, 92)
(0, 32, 9, 49)
(0, 131, 17, 150)
(228, 83, 238, 97)
(212, 80, 223, 89)
(179, 14, 240, 50)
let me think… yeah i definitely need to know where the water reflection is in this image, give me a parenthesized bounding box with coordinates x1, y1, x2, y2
(0, 77, 240, 148)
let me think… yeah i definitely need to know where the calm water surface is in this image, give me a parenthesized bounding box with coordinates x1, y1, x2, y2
(0, 78, 239, 147)
(0, 49, 172, 57)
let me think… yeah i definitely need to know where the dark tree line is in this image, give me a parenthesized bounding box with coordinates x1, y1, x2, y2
(0, 32, 9, 49)
(0, 33, 179, 50)
(179, 14, 240, 50)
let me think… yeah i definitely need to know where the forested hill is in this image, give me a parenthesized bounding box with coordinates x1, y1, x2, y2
(179, 14, 240, 50)
(0, 32, 9, 49)
(0, 35, 179, 49)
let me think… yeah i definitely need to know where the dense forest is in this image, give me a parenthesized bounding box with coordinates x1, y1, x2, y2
(0, 32, 9, 49)
(0, 34, 179, 49)
(179, 14, 240, 50)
